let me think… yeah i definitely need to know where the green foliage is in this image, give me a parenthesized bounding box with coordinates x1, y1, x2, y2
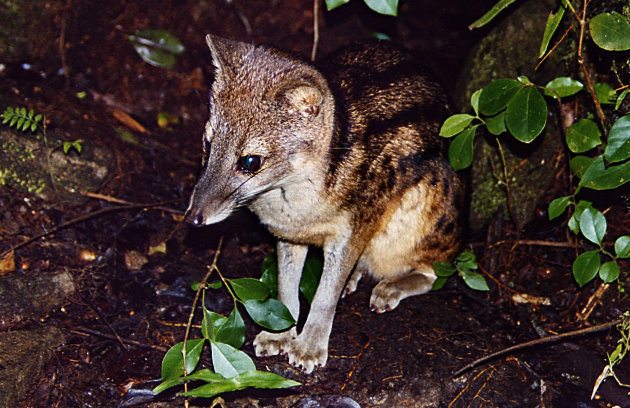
(441, 2, 630, 288)
(432, 250, 489, 291)
(468, 0, 518, 29)
(128, 29, 185, 68)
(154, 263, 298, 398)
(325, 0, 398, 16)
(2, 106, 42, 132)
(63, 139, 83, 155)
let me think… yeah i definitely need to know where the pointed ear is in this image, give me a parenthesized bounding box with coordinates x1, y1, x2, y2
(281, 84, 324, 118)
(205, 34, 252, 77)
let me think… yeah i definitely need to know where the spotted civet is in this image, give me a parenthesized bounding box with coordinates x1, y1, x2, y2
(186, 35, 463, 373)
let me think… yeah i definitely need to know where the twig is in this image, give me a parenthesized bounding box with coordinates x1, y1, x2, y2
(71, 327, 168, 352)
(453, 319, 620, 377)
(311, 0, 320, 62)
(181, 237, 224, 404)
(495, 137, 518, 229)
(0, 198, 184, 258)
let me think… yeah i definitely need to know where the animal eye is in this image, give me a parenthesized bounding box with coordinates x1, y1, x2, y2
(203, 139, 211, 153)
(238, 155, 263, 173)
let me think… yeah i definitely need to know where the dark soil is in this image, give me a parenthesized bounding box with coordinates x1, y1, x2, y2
(0, 1, 628, 407)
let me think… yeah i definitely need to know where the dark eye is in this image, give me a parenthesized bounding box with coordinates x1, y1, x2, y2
(238, 155, 263, 173)
(203, 139, 211, 153)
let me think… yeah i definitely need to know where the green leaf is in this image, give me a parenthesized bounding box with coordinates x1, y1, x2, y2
(439, 114, 475, 138)
(539, 4, 567, 57)
(431, 277, 448, 291)
(180, 369, 300, 398)
(548, 196, 571, 220)
(433, 261, 457, 277)
(260, 251, 278, 299)
(364, 0, 398, 16)
(229, 278, 270, 301)
(570, 155, 594, 178)
(594, 83, 617, 105)
(615, 88, 629, 110)
(210, 341, 255, 378)
(568, 200, 593, 234)
(579, 207, 606, 245)
(300, 249, 324, 303)
(615, 236, 630, 258)
(544, 77, 583, 99)
(161, 339, 205, 380)
(589, 12, 630, 51)
(599, 261, 620, 283)
(469, 0, 518, 29)
(485, 111, 507, 135)
(128, 29, 185, 68)
(215, 307, 246, 349)
(471, 89, 482, 116)
(243, 299, 295, 331)
(153, 368, 225, 394)
(202, 306, 227, 341)
(580, 156, 630, 190)
(479, 78, 522, 115)
(208, 280, 223, 289)
(573, 250, 600, 287)
(325, 0, 351, 10)
(506, 86, 547, 143)
(460, 270, 489, 291)
(566, 119, 602, 153)
(604, 115, 630, 163)
(448, 125, 477, 171)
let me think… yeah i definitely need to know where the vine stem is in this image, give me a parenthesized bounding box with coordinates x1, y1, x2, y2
(181, 236, 223, 406)
(494, 137, 518, 229)
(311, 0, 320, 62)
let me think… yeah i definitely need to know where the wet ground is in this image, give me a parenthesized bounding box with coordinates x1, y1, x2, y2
(0, 1, 629, 407)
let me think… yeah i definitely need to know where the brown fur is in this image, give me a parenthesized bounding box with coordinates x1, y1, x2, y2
(186, 35, 463, 373)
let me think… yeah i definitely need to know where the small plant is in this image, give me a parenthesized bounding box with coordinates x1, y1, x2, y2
(154, 246, 299, 399)
(592, 312, 630, 398)
(1, 106, 42, 132)
(440, 1, 630, 287)
(433, 250, 489, 291)
(62, 139, 83, 155)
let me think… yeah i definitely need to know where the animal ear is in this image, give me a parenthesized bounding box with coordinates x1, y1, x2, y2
(281, 84, 324, 118)
(205, 34, 252, 78)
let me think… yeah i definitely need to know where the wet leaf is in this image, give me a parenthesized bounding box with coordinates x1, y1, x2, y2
(448, 125, 477, 170)
(243, 299, 295, 330)
(579, 207, 606, 245)
(580, 156, 630, 190)
(589, 12, 630, 51)
(229, 278, 270, 301)
(604, 115, 630, 163)
(573, 250, 600, 287)
(460, 270, 489, 291)
(599, 261, 620, 283)
(506, 86, 547, 143)
(215, 307, 246, 349)
(128, 29, 185, 68)
(161, 339, 205, 380)
(469, 0, 518, 29)
(566, 119, 602, 153)
(539, 4, 567, 57)
(570, 155, 594, 179)
(479, 78, 522, 115)
(325, 0, 350, 10)
(471, 89, 482, 115)
(548, 196, 571, 220)
(364, 0, 398, 16)
(202, 306, 227, 341)
(440, 114, 475, 138)
(300, 249, 324, 303)
(615, 236, 630, 258)
(210, 342, 255, 378)
(180, 369, 300, 398)
(433, 261, 456, 277)
(485, 112, 507, 135)
(544, 77, 583, 98)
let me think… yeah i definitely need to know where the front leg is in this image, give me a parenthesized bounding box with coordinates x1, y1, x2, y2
(253, 241, 307, 358)
(283, 236, 361, 373)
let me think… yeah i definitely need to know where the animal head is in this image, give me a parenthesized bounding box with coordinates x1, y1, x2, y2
(186, 35, 335, 226)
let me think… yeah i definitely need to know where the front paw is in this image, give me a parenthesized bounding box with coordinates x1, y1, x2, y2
(253, 327, 297, 357)
(253, 328, 328, 374)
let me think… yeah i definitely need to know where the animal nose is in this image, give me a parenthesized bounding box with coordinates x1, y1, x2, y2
(184, 209, 205, 226)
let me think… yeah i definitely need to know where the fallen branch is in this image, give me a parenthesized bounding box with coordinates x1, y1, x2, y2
(453, 319, 620, 377)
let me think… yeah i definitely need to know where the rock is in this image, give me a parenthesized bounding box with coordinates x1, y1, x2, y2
(455, 0, 568, 229)
(0, 128, 112, 204)
(0, 327, 66, 407)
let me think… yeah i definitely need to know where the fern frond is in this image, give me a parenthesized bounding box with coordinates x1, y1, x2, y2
(1, 106, 42, 132)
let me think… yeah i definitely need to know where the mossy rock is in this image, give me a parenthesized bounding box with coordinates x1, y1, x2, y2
(456, 0, 573, 230)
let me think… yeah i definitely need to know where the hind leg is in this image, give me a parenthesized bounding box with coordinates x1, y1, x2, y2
(370, 263, 436, 314)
